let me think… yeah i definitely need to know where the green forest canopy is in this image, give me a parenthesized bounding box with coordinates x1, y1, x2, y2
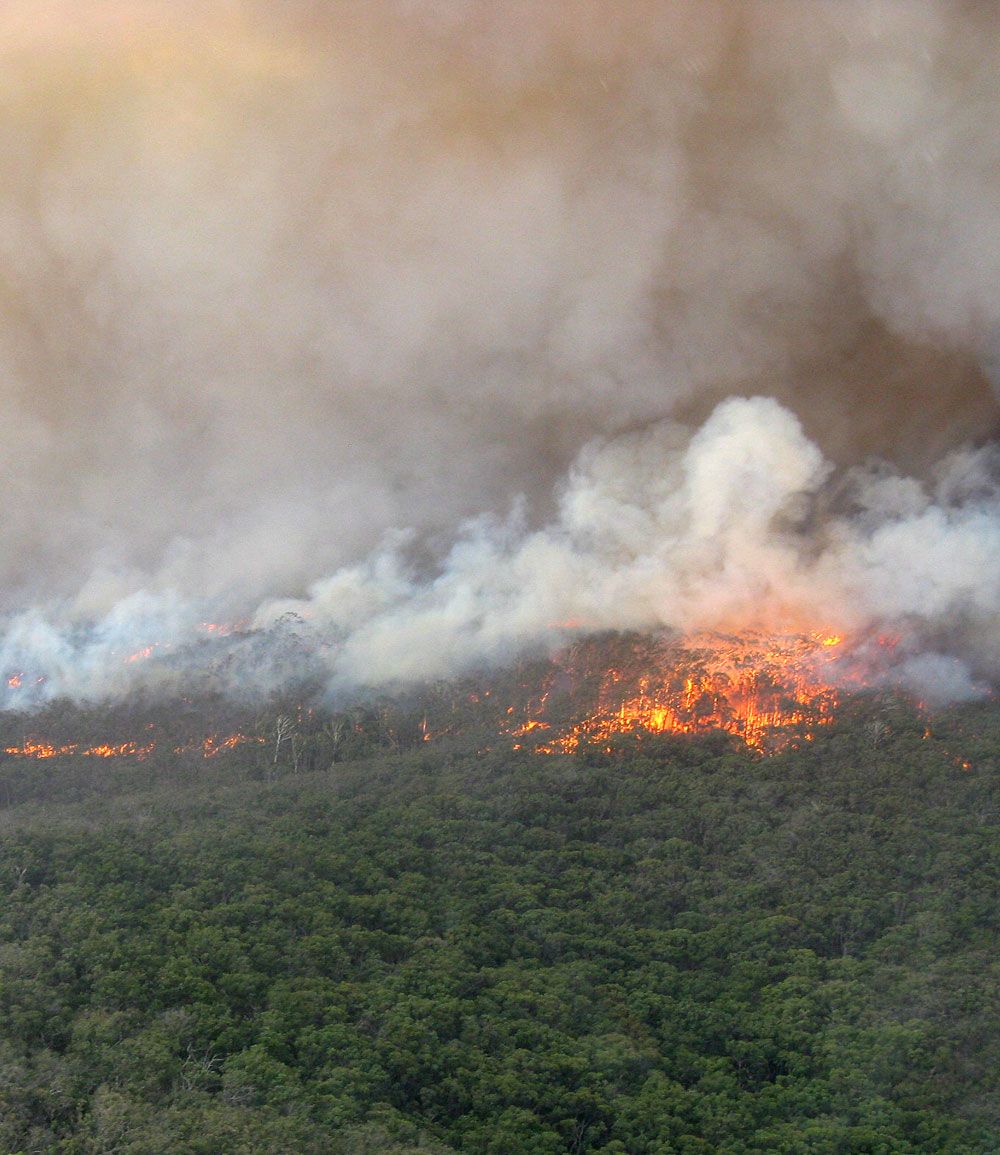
(0, 689, 997, 1153)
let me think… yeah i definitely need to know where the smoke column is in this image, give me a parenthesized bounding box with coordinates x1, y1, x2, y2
(1, 1, 998, 704)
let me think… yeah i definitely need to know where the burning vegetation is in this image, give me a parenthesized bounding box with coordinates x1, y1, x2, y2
(0, 628, 956, 766)
(506, 630, 852, 754)
(3, 733, 263, 761)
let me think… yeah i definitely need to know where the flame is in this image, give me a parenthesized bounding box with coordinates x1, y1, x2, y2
(124, 645, 157, 664)
(510, 719, 550, 736)
(513, 630, 848, 754)
(7, 673, 22, 688)
(5, 740, 78, 759)
(82, 742, 156, 760)
(4, 739, 156, 759)
(198, 621, 247, 636)
(192, 733, 265, 758)
(4, 732, 262, 760)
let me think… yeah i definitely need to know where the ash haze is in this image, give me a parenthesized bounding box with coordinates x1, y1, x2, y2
(1, 0, 999, 705)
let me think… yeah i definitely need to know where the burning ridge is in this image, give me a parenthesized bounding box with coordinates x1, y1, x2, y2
(507, 630, 848, 754)
(0, 624, 991, 771)
(0, 394, 998, 716)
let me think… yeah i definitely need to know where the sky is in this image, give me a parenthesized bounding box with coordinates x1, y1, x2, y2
(1, 0, 998, 703)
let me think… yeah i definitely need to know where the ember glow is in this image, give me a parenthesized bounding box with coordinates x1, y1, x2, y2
(124, 645, 157, 664)
(511, 631, 851, 754)
(82, 741, 156, 759)
(4, 740, 79, 760)
(182, 733, 266, 758)
(198, 622, 246, 637)
(4, 732, 262, 761)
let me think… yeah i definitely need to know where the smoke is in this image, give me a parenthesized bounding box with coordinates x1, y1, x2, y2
(0, 1, 998, 705)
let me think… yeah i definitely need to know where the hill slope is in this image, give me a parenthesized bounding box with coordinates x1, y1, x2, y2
(0, 697, 997, 1153)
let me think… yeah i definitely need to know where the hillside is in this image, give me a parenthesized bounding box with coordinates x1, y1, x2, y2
(0, 688, 997, 1154)
(5, 7, 1000, 1152)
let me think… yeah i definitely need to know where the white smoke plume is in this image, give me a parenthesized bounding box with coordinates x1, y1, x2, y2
(0, 1, 998, 706)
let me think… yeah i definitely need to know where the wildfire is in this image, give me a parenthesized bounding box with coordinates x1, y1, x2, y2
(198, 621, 247, 636)
(124, 645, 157, 664)
(511, 719, 549, 737)
(4, 732, 262, 761)
(511, 630, 849, 754)
(3, 739, 159, 759)
(4, 739, 78, 759)
(83, 742, 156, 759)
(181, 733, 265, 758)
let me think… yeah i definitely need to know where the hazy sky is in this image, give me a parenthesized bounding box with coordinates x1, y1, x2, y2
(1, 1, 998, 702)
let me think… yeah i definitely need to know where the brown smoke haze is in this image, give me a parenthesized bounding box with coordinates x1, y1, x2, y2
(1, 0, 999, 704)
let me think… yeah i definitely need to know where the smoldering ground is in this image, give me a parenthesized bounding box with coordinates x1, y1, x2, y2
(1, 1, 998, 704)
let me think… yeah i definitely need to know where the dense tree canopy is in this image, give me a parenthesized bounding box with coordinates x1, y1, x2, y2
(0, 693, 997, 1152)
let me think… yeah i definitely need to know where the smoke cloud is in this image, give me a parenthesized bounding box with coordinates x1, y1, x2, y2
(1, 1, 998, 705)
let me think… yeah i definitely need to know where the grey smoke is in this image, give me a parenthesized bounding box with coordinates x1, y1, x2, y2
(0, 1, 998, 705)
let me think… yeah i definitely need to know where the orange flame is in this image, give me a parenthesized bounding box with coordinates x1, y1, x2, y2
(82, 742, 156, 759)
(510, 719, 550, 736)
(194, 733, 265, 758)
(5, 732, 263, 761)
(198, 621, 247, 636)
(513, 630, 848, 754)
(124, 645, 157, 664)
(4, 739, 78, 759)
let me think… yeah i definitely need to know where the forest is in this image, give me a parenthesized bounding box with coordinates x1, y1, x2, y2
(0, 685, 997, 1153)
